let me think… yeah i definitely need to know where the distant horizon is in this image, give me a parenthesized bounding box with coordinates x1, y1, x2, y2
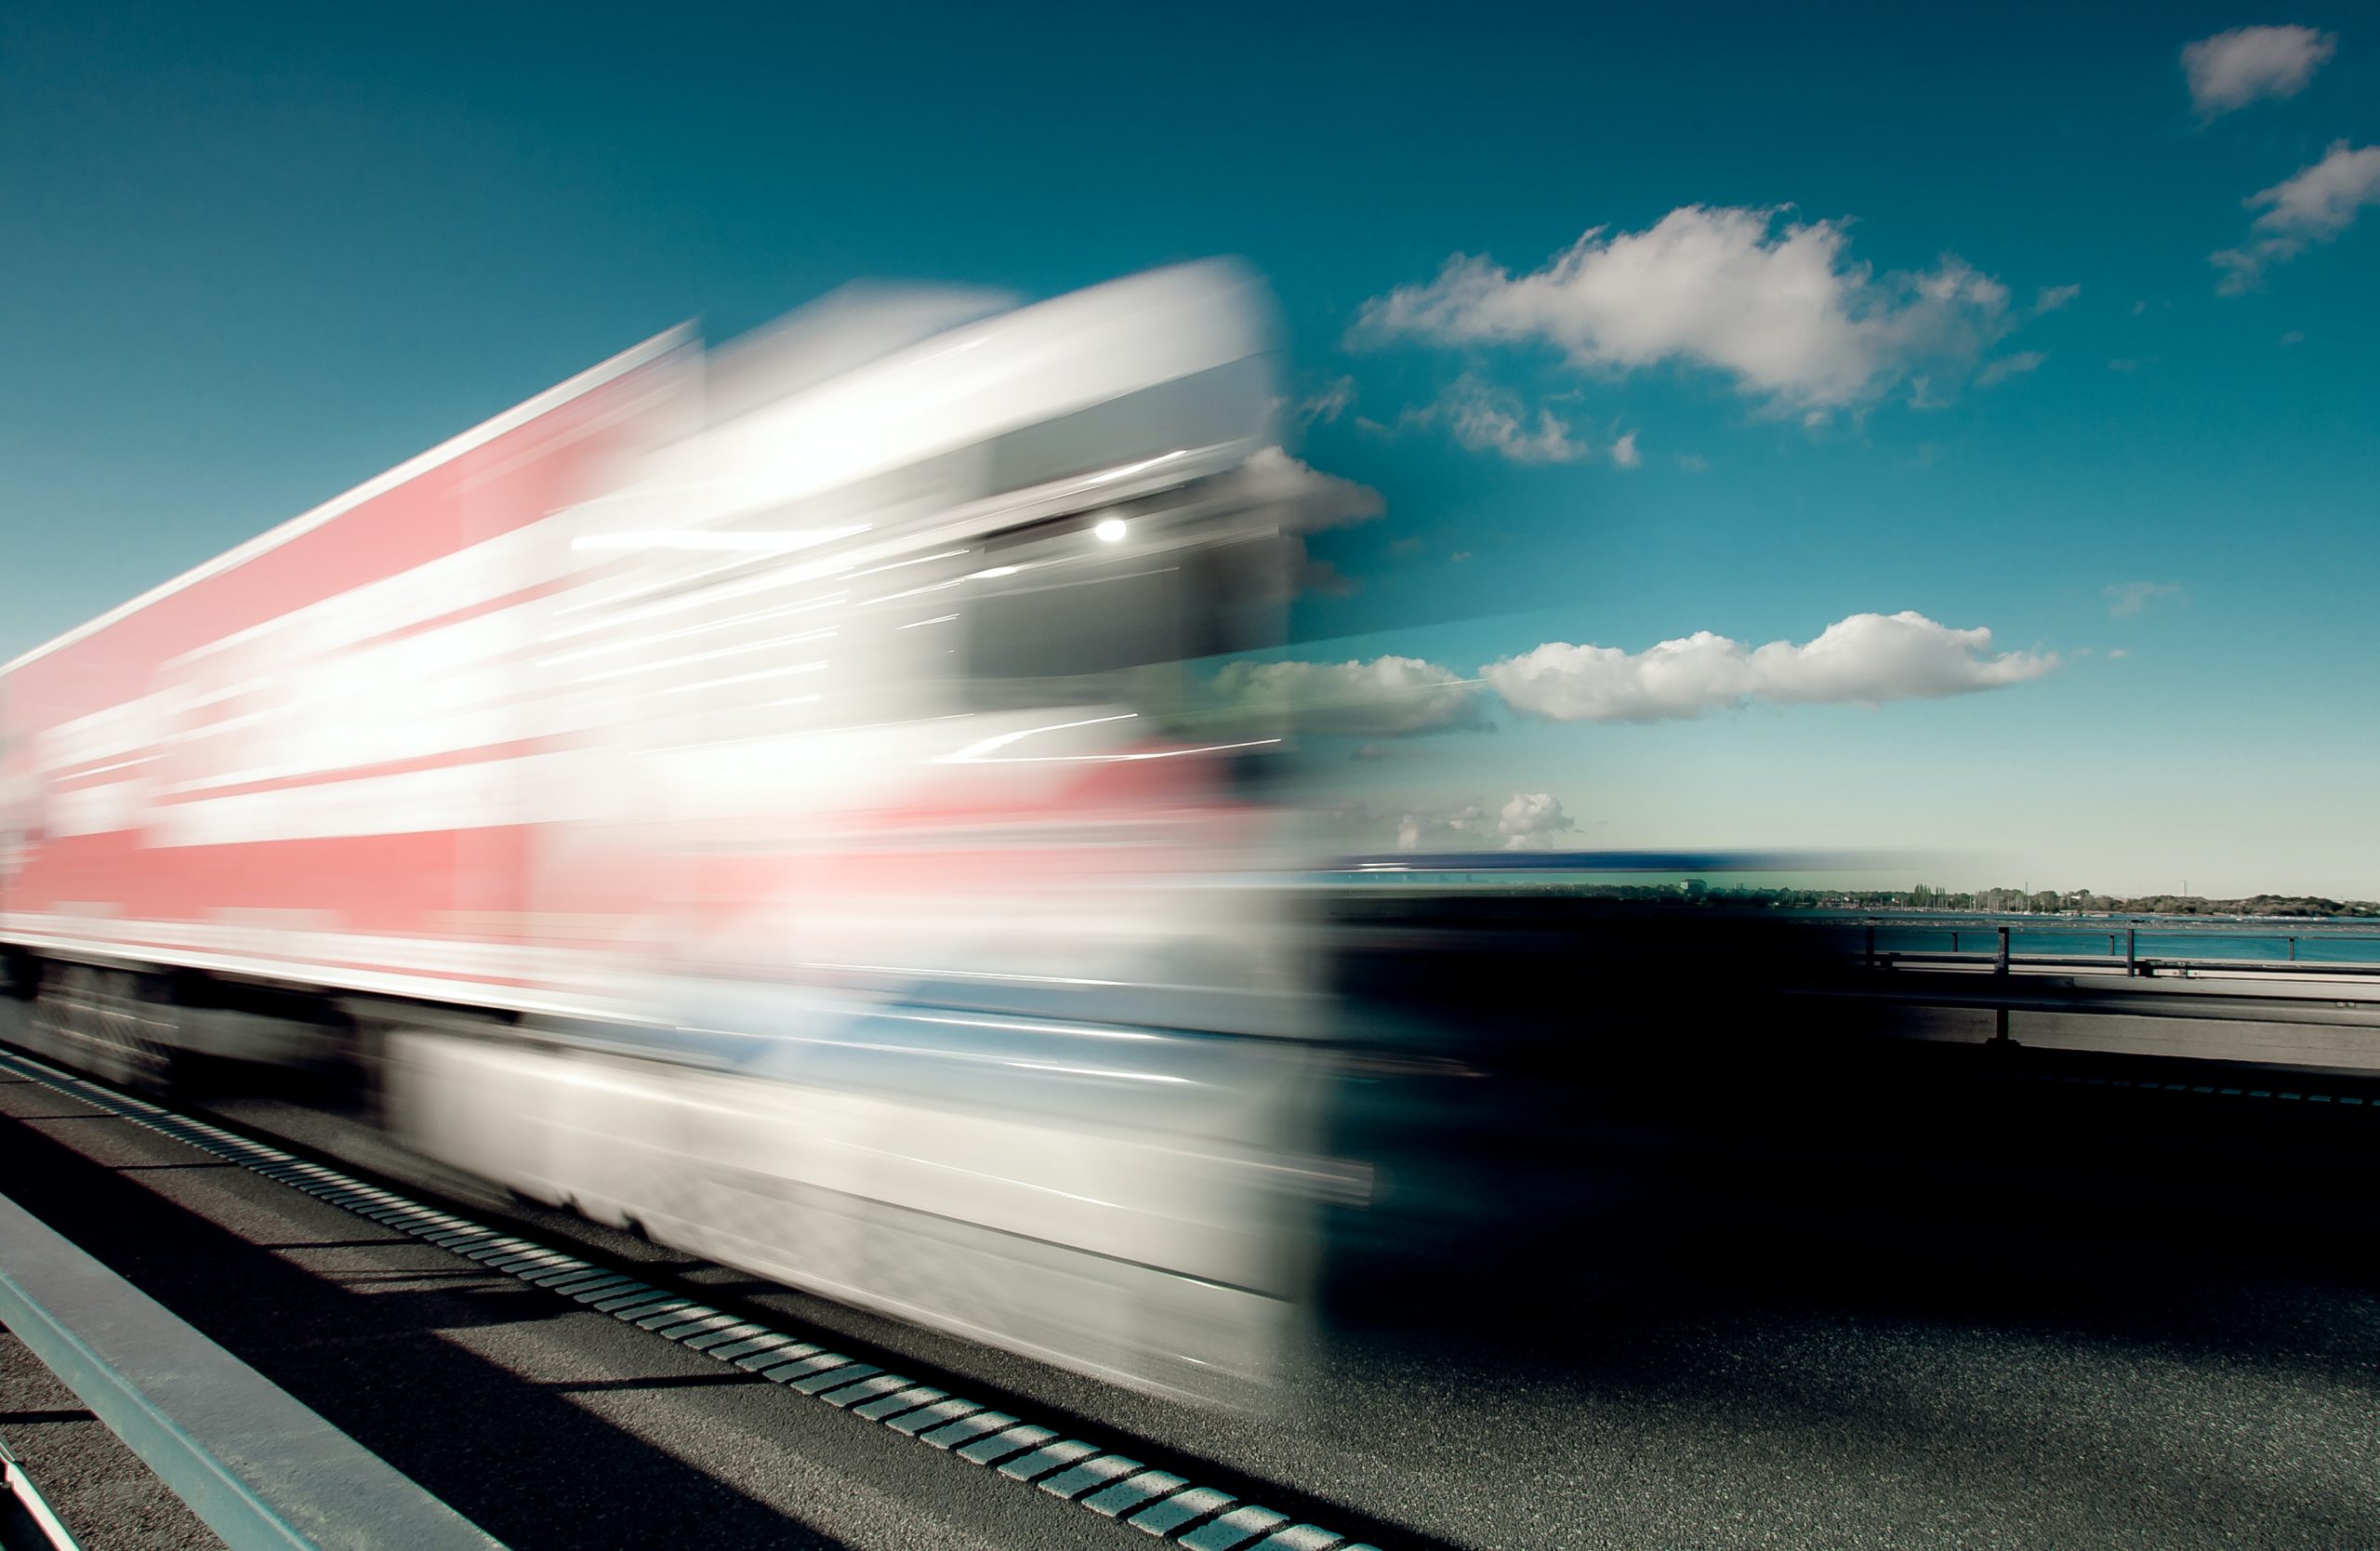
(1323, 853, 2379, 908)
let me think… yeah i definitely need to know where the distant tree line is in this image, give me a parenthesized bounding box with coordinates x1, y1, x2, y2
(1516, 882, 2380, 917)
(1877, 887, 2377, 918)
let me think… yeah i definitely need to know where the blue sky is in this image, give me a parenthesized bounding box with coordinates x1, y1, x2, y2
(4, 2, 2375, 894)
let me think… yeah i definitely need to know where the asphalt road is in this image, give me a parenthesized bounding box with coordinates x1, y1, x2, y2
(4, 1028, 2377, 1551)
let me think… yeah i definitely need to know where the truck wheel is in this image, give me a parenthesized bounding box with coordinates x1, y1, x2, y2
(1, 947, 39, 1002)
(36, 965, 179, 1094)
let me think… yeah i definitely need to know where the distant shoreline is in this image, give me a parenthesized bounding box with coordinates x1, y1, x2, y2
(1801, 908, 2379, 927)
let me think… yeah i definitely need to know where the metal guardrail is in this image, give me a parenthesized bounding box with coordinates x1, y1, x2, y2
(1811, 973, 2380, 1030)
(1806, 920, 2380, 1052)
(1845, 921, 2380, 980)
(1869, 949, 2380, 978)
(0, 1189, 504, 1551)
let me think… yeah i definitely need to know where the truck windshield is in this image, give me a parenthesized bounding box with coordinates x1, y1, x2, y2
(964, 524, 1289, 726)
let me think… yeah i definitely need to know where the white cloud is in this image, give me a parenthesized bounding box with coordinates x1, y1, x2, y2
(1609, 430, 1642, 468)
(2213, 141, 2380, 293)
(1207, 655, 1485, 736)
(2182, 25, 2336, 118)
(1482, 611, 2056, 722)
(1299, 376, 1357, 426)
(1445, 386, 1592, 463)
(1374, 792, 1576, 852)
(1380, 798, 1488, 852)
(1978, 351, 2047, 387)
(1239, 445, 1384, 530)
(1236, 447, 1382, 599)
(1355, 205, 2014, 409)
(1389, 377, 1593, 463)
(2033, 284, 2082, 313)
(1496, 791, 1578, 851)
(2104, 579, 2185, 617)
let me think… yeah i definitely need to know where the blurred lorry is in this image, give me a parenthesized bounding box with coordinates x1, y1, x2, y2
(0, 261, 1351, 1401)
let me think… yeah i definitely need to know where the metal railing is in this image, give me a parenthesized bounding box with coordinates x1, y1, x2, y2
(0, 1188, 504, 1551)
(1845, 919, 2380, 980)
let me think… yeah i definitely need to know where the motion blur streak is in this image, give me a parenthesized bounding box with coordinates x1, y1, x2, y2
(0, 261, 1381, 1403)
(0, 260, 1869, 1407)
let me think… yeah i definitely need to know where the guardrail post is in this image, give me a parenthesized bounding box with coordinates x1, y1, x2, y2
(1995, 925, 2010, 975)
(1950, 930, 1959, 955)
(0, 1435, 79, 1551)
(2126, 928, 2136, 978)
(2289, 936, 2297, 961)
